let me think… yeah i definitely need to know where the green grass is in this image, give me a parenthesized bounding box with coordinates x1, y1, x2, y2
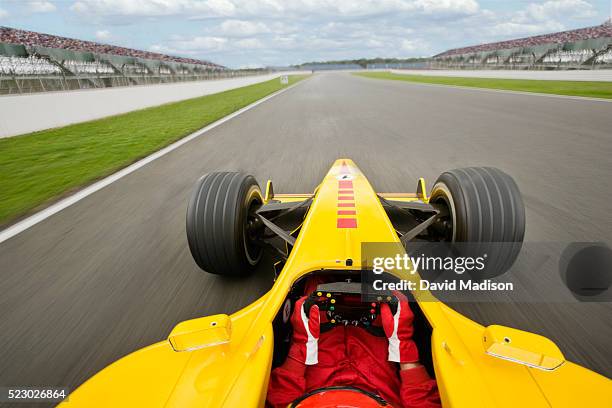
(0, 75, 308, 225)
(355, 71, 612, 99)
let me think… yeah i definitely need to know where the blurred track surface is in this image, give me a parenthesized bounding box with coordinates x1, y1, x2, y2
(1, 73, 611, 394)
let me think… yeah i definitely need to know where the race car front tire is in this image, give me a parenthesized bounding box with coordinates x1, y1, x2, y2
(429, 167, 525, 279)
(186, 172, 263, 276)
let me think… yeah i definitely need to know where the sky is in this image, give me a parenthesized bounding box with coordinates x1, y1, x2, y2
(0, 0, 611, 68)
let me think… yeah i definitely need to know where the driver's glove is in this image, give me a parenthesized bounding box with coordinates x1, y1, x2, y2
(287, 296, 320, 365)
(381, 291, 419, 363)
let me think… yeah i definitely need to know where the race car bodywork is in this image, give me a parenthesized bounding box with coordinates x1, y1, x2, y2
(63, 159, 610, 407)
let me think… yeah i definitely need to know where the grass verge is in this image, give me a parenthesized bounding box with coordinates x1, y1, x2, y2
(355, 71, 612, 99)
(0, 75, 308, 226)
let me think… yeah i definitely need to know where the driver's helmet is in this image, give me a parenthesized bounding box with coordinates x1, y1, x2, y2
(289, 386, 392, 408)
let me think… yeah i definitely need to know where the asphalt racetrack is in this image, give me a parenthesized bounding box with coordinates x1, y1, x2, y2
(1, 73, 611, 394)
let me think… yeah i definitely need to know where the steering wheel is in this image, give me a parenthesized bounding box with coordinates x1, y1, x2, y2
(303, 282, 398, 336)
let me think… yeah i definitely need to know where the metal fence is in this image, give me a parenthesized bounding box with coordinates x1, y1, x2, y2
(0, 69, 266, 95)
(431, 37, 612, 70)
(0, 43, 264, 95)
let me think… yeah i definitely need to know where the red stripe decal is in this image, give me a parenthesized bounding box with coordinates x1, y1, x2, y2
(338, 210, 356, 215)
(337, 218, 357, 228)
(337, 175, 356, 228)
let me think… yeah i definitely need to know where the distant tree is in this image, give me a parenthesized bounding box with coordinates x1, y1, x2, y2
(293, 57, 429, 68)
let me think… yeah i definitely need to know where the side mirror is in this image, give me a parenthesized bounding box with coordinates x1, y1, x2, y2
(169, 314, 231, 352)
(483, 325, 564, 370)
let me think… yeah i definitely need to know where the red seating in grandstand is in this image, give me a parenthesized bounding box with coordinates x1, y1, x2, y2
(436, 23, 612, 58)
(0, 26, 223, 68)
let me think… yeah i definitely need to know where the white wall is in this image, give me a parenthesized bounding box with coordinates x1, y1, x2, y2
(0, 72, 307, 138)
(390, 69, 612, 82)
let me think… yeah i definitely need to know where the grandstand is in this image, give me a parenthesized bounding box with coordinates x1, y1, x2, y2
(0, 26, 251, 95)
(432, 21, 612, 69)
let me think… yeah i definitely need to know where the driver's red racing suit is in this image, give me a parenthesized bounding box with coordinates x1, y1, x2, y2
(266, 324, 441, 408)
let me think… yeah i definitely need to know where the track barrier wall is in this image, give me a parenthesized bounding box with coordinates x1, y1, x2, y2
(0, 71, 308, 138)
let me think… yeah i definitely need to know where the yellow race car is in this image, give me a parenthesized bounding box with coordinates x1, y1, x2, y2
(63, 159, 610, 407)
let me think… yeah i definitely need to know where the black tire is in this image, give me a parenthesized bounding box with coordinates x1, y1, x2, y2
(429, 167, 525, 279)
(186, 172, 263, 276)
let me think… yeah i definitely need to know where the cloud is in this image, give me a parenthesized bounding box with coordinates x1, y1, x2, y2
(413, 0, 479, 14)
(151, 35, 265, 54)
(0, 7, 8, 20)
(238, 62, 265, 69)
(151, 36, 229, 54)
(95, 30, 111, 40)
(71, 0, 179, 16)
(480, 0, 596, 39)
(400, 39, 419, 51)
(233, 38, 264, 49)
(524, 0, 596, 21)
(153, 26, 431, 64)
(205, 0, 236, 15)
(70, 0, 233, 18)
(27, 1, 57, 13)
(491, 21, 566, 37)
(220, 20, 270, 37)
(67, 0, 477, 63)
(70, 0, 480, 19)
(62, 0, 608, 67)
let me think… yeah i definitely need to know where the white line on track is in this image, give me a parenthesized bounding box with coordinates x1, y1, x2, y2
(0, 79, 305, 244)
